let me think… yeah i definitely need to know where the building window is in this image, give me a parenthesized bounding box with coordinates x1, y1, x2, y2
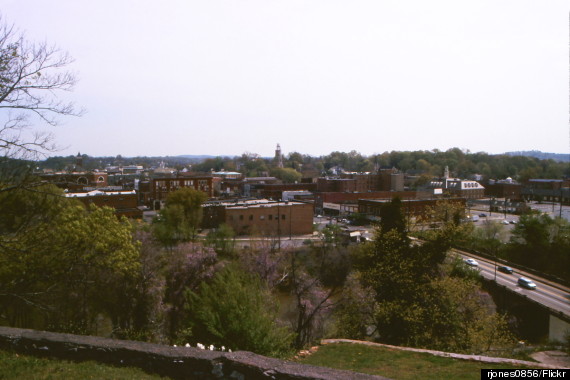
(260, 215, 265, 220)
(239, 215, 244, 221)
(249, 215, 253, 221)
(269, 215, 273, 220)
(282, 214, 286, 220)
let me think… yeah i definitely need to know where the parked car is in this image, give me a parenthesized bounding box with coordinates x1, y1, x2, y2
(479, 213, 487, 217)
(509, 220, 517, 224)
(498, 266, 513, 274)
(502, 220, 510, 225)
(518, 277, 537, 290)
(464, 258, 479, 267)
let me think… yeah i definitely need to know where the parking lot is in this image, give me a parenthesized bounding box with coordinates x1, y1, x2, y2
(527, 202, 570, 222)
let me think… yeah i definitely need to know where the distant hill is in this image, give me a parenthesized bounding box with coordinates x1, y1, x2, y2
(504, 151, 569, 162)
(176, 154, 239, 161)
(177, 155, 216, 160)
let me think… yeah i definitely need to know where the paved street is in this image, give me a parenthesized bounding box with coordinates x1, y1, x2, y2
(457, 250, 570, 319)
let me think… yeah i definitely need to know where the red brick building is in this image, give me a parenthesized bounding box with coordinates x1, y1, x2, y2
(66, 190, 142, 218)
(149, 176, 214, 207)
(202, 199, 313, 236)
(318, 169, 404, 193)
(39, 171, 108, 191)
(358, 198, 466, 220)
(316, 178, 357, 192)
(485, 180, 522, 200)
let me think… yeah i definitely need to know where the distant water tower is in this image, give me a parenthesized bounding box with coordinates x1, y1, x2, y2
(275, 143, 284, 168)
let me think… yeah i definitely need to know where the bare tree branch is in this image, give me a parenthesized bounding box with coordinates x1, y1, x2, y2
(0, 14, 82, 161)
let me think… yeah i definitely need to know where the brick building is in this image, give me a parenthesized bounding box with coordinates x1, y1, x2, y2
(318, 169, 404, 193)
(202, 199, 313, 236)
(153, 176, 213, 200)
(428, 178, 485, 199)
(66, 189, 142, 218)
(39, 171, 108, 191)
(314, 191, 420, 215)
(258, 183, 317, 200)
(485, 179, 522, 200)
(316, 178, 357, 192)
(243, 177, 281, 197)
(522, 179, 570, 204)
(136, 176, 214, 209)
(359, 198, 466, 220)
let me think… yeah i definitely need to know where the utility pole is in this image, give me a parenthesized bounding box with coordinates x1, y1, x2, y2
(277, 201, 281, 251)
(558, 187, 563, 218)
(289, 204, 292, 240)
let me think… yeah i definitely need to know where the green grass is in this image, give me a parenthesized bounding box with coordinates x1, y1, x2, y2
(0, 350, 168, 380)
(297, 343, 533, 380)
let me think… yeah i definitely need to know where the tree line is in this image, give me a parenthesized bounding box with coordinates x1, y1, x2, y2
(35, 148, 569, 185)
(0, 187, 519, 357)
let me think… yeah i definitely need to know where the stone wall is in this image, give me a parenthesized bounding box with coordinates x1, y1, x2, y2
(0, 326, 387, 380)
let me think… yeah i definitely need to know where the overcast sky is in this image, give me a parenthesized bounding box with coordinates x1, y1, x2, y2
(1, 1, 568, 158)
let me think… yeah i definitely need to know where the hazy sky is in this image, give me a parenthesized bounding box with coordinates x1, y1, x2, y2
(1, 1, 568, 158)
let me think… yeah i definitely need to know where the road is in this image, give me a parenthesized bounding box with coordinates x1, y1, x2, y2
(233, 216, 570, 319)
(457, 250, 570, 319)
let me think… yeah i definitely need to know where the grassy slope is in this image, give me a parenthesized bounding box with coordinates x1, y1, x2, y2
(0, 350, 168, 380)
(297, 343, 532, 380)
(1, 343, 536, 380)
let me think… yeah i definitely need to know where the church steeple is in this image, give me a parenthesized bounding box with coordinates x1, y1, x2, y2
(275, 143, 284, 168)
(75, 152, 83, 169)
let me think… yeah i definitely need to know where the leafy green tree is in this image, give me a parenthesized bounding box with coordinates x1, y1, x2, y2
(184, 264, 292, 357)
(120, 228, 168, 342)
(287, 230, 351, 348)
(270, 167, 302, 184)
(237, 152, 269, 177)
(154, 187, 207, 244)
(378, 196, 407, 234)
(164, 241, 218, 342)
(347, 212, 369, 226)
(417, 200, 474, 248)
(205, 223, 236, 257)
(505, 213, 570, 281)
(463, 220, 507, 259)
(332, 273, 376, 340)
(285, 151, 305, 170)
(420, 277, 513, 353)
(352, 227, 512, 352)
(0, 199, 140, 334)
(192, 156, 236, 172)
(350, 198, 513, 352)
